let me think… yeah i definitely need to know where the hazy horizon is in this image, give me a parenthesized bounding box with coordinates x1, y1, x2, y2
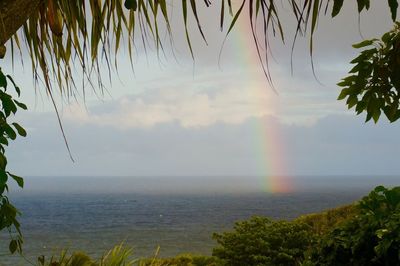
(9, 175, 400, 196)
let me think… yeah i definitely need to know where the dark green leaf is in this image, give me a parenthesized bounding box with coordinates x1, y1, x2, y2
(8, 173, 23, 188)
(331, 0, 344, 17)
(124, 0, 137, 11)
(372, 108, 381, 123)
(0, 70, 6, 89)
(4, 125, 16, 140)
(352, 39, 375, 49)
(1, 94, 17, 116)
(0, 153, 7, 170)
(9, 240, 17, 254)
(14, 100, 27, 110)
(12, 123, 26, 137)
(347, 95, 358, 109)
(388, 0, 398, 21)
(0, 169, 8, 184)
(337, 89, 348, 100)
(0, 136, 9, 146)
(6, 75, 20, 97)
(382, 32, 393, 43)
(357, 0, 368, 12)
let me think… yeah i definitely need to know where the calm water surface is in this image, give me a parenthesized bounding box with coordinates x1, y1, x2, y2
(1, 176, 399, 265)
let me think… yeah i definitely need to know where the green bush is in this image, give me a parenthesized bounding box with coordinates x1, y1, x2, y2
(308, 186, 400, 266)
(26, 186, 400, 266)
(212, 216, 315, 266)
(139, 254, 219, 266)
(296, 204, 356, 236)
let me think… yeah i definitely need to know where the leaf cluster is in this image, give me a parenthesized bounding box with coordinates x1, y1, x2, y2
(308, 186, 400, 265)
(212, 216, 314, 266)
(139, 254, 219, 266)
(0, 68, 27, 255)
(37, 243, 136, 266)
(338, 22, 400, 123)
(8, 0, 399, 98)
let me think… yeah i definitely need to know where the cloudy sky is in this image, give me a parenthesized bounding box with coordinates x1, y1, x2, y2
(2, 1, 400, 178)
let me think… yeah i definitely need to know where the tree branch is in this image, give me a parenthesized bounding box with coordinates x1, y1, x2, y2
(0, 0, 42, 45)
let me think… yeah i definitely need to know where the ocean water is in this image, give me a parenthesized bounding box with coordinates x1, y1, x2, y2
(0, 176, 399, 265)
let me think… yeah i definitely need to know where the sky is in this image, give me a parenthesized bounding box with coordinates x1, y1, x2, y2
(2, 1, 400, 179)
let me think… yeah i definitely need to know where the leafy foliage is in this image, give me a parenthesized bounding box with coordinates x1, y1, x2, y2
(212, 216, 314, 266)
(37, 243, 136, 266)
(0, 68, 27, 255)
(4, 0, 398, 98)
(308, 186, 400, 265)
(296, 204, 356, 236)
(338, 22, 400, 123)
(20, 185, 400, 265)
(139, 254, 219, 266)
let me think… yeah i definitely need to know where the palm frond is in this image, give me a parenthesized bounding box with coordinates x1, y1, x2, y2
(4, 0, 397, 97)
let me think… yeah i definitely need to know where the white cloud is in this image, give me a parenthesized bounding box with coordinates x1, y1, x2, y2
(63, 80, 277, 129)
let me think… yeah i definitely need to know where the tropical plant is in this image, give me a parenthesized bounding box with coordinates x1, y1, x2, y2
(308, 186, 400, 266)
(212, 216, 315, 266)
(0, 68, 27, 255)
(37, 243, 136, 266)
(0, 0, 399, 101)
(338, 22, 400, 123)
(295, 204, 356, 236)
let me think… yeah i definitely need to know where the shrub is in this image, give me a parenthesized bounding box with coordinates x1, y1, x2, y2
(308, 186, 400, 266)
(139, 254, 219, 266)
(296, 204, 356, 236)
(212, 216, 315, 266)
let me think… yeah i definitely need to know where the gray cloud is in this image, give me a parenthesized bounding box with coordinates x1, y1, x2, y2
(7, 109, 400, 177)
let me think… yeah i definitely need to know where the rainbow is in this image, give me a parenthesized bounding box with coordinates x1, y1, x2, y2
(230, 14, 293, 193)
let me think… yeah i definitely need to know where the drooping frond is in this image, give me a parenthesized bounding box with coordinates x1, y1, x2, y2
(3, 0, 398, 98)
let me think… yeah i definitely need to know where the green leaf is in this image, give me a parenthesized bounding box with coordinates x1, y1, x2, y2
(0, 136, 9, 146)
(1, 94, 17, 116)
(0, 153, 7, 170)
(124, 0, 137, 11)
(6, 75, 20, 97)
(388, 0, 398, 21)
(331, 0, 344, 17)
(337, 80, 350, 87)
(352, 39, 375, 49)
(347, 95, 358, 109)
(8, 173, 23, 188)
(382, 32, 393, 43)
(356, 101, 366, 114)
(12, 123, 26, 137)
(9, 240, 17, 254)
(337, 90, 348, 100)
(4, 125, 16, 140)
(372, 108, 381, 123)
(0, 169, 8, 184)
(0, 70, 6, 89)
(365, 112, 373, 122)
(357, 0, 368, 12)
(14, 100, 27, 110)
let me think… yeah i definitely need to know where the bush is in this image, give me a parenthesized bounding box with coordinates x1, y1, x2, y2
(212, 216, 315, 266)
(296, 204, 356, 236)
(139, 254, 219, 266)
(308, 186, 400, 266)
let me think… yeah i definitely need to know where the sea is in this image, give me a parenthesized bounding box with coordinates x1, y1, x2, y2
(0, 175, 399, 265)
